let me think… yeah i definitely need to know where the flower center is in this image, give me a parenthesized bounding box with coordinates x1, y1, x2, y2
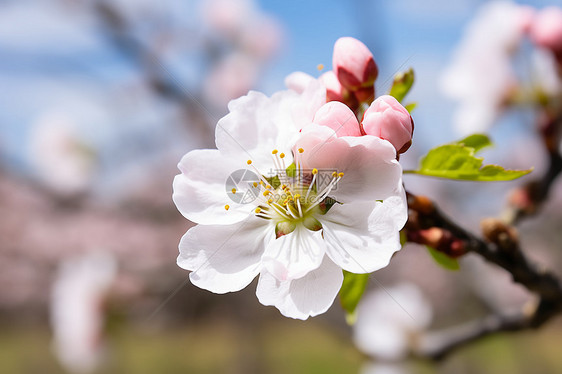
(228, 147, 343, 237)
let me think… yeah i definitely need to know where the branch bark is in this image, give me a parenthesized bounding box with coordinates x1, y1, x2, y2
(406, 192, 562, 361)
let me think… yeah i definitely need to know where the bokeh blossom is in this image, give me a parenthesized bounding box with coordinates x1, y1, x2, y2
(353, 283, 432, 361)
(50, 252, 117, 374)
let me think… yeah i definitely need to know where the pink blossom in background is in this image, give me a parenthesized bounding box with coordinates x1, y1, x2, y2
(203, 52, 259, 109)
(440, 0, 527, 134)
(530, 6, 562, 53)
(28, 113, 96, 196)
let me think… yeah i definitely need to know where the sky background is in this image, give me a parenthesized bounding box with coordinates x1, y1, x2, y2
(1, 0, 562, 189)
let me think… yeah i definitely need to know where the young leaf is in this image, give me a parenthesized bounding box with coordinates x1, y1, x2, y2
(286, 162, 296, 178)
(427, 246, 460, 271)
(454, 134, 492, 153)
(389, 68, 415, 103)
(405, 136, 532, 181)
(404, 102, 417, 113)
(339, 271, 369, 324)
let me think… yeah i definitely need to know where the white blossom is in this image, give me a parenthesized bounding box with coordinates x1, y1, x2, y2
(50, 252, 117, 374)
(440, 1, 529, 134)
(353, 283, 432, 360)
(173, 80, 408, 319)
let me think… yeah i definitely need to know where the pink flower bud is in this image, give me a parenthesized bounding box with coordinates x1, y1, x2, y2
(530, 7, 562, 52)
(353, 87, 375, 104)
(319, 71, 345, 101)
(319, 71, 358, 109)
(361, 95, 414, 153)
(332, 37, 378, 91)
(313, 101, 362, 137)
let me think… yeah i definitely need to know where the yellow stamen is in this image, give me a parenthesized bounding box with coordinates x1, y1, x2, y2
(252, 182, 258, 188)
(267, 199, 273, 204)
(225, 205, 230, 210)
(266, 185, 272, 189)
(298, 148, 304, 153)
(247, 160, 252, 165)
(317, 64, 324, 71)
(338, 172, 344, 178)
(231, 188, 236, 194)
(263, 190, 270, 196)
(332, 171, 337, 177)
(255, 207, 262, 214)
(279, 153, 285, 159)
(312, 168, 318, 175)
(272, 149, 278, 155)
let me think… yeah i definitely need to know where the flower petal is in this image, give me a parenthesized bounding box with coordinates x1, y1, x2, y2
(284, 71, 315, 94)
(297, 124, 402, 203)
(322, 188, 407, 274)
(178, 217, 274, 294)
(313, 101, 362, 137)
(256, 257, 343, 320)
(173, 149, 258, 225)
(262, 227, 326, 281)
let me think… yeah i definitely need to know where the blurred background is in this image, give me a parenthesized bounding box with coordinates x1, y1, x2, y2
(1, 0, 562, 373)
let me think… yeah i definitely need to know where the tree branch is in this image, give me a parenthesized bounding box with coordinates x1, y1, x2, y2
(406, 192, 562, 361)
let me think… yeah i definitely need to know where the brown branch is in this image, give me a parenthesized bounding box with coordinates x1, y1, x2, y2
(416, 297, 561, 361)
(406, 192, 562, 361)
(407, 192, 562, 301)
(507, 114, 562, 224)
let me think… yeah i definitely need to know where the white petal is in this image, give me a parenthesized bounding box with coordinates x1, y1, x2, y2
(284, 71, 315, 93)
(177, 217, 274, 294)
(215, 90, 296, 171)
(172, 149, 258, 225)
(297, 125, 402, 203)
(262, 227, 326, 281)
(256, 257, 343, 320)
(322, 188, 407, 274)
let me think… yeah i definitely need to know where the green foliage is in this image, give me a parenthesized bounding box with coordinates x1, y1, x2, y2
(404, 102, 417, 113)
(389, 68, 415, 103)
(266, 175, 281, 189)
(339, 271, 369, 324)
(286, 162, 296, 178)
(405, 134, 532, 181)
(455, 134, 492, 152)
(427, 246, 460, 271)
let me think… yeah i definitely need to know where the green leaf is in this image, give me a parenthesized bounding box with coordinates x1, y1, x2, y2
(404, 102, 417, 113)
(400, 230, 408, 246)
(389, 68, 415, 103)
(454, 134, 492, 153)
(406, 136, 532, 182)
(339, 271, 369, 324)
(427, 246, 460, 271)
(286, 162, 296, 178)
(265, 175, 281, 189)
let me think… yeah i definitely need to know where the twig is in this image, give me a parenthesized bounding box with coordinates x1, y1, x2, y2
(406, 192, 562, 360)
